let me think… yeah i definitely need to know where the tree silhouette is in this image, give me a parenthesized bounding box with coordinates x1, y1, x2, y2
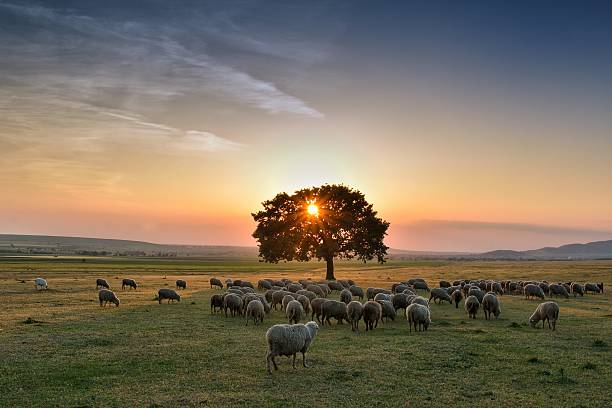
(251, 184, 389, 280)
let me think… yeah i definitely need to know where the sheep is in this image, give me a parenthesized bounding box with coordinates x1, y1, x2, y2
(242, 293, 261, 313)
(392, 293, 411, 313)
(529, 301, 560, 331)
(225, 279, 233, 288)
(338, 280, 351, 289)
(286, 300, 305, 324)
(282, 294, 296, 312)
(465, 295, 480, 319)
(96, 278, 110, 290)
(392, 284, 411, 293)
(317, 284, 332, 297)
(349, 285, 365, 300)
(549, 284, 569, 299)
(411, 296, 430, 308)
(296, 294, 311, 314)
(306, 284, 326, 298)
(321, 300, 348, 325)
(340, 289, 352, 304)
(158, 288, 181, 304)
(327, 281, 344, 292)
(296, 290, 317, 302)
(347, 301, 363, 332)
(429, 288, 452, 304)
(210, 294, 224, 314)
(366, 287, 391, 300)
(223, 293, 243, 317)
(287, 283, 303, 293)
(256, 294, 272, 314)
(265, 289, 277, 304)
(229, 287, 246, 296)
(374, 293, 392, 302)
(538, 282, 550, 294)
(122, 278, 137, 290)
(468, 287, 485, 303)
(406, 303, 431, 332)
(491, 282, 504, 296)
(524, 284, 545, 300)
(363, 301, 382, 331)
(404, 278, 426, 285)
(482, 292, 501, 320)
(98, 289, 120, 307)
(310, 298, 327, 323)
(265, 321, 319, 374)
(272, 290, 293, 310)
(378, 300, 396, 322)
(450, 289, 463, 309)
(402, 288, 417, 296)
(34, 277, 47, 290)
(585, 283, 602, 294)
(258, 279, 273, 290)
(245, 299, 265, 326)
(176, 279, 187, 290)
(571, 283, 585, 297)
(439, 280, 451, 288)
(210, 277, 223, 289)
(412, 281, 430, 292)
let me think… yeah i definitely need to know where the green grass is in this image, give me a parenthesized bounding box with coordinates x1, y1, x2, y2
(0, 258, 611, 407)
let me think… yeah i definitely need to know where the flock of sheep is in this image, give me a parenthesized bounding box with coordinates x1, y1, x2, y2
(209, 277, 604, 373)
(32, 274, 605, 374)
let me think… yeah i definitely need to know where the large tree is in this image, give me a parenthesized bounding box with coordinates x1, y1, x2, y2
(251, 184, 389, 280)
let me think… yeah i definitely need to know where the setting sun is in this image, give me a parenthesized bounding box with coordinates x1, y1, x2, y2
(307, 203, 319, 216)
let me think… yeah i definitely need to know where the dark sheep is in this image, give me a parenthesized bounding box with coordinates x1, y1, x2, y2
(223, 293, 243, 317)
(210, 277, 224, 289)
(363, 301, 382, 331)
(158, 288, 181, 304)
(176, 279, 187, 290)
(321, 300, 348, 325)
(340, 289, 352, 304)
(98, 289, 120, 307)
(210, 294, 224, 314)
(96, 278, 110, 290)
(121, 278, 137, 290)
(349, 285, 365, 300)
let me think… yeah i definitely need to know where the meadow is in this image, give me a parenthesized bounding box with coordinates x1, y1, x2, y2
(0, 257, 611, 408)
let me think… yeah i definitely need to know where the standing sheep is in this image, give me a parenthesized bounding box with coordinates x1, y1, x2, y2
(482, 292, 501, 320)
(523, 284, 545, 300)
(210, 277, 224, 289)
(286, 300, 305, 324)
(321, 300, 348, 325)
(584, 283, 602, 294)
(158, 288, 181, 304)
(549, 284, 569, 299)
(429, 288, 452, 304)
(98, 289, 120, 307)
(310, 298, 327, 323)
(362, 301, 382, 331)
(412, 281, 430, 292)
(34, 277, 47, 290)
(210, 294, 224, 314)
(265, 321, 319, 374)
(96, 278, 110, 290)
(450, 289, 463, 309)
(529, 301, 560, 331)
(465, 295, 480, 319)
(296, 294, 311, 315)
(349, 285, 365, 300)
(223, 293, 243, 317)
(347, 301, 363, 333)
(340, 289, 352, 304)
(122, 278, 137, 290)
(571, 283, 585, 297)
(176, 279, 187, 290)
(378, 300, 396, 323)
(406, 303, 431, 332)
(245, 299, 265, 326)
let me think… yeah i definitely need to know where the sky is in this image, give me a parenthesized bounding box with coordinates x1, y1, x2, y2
(1, 0, 612, 252)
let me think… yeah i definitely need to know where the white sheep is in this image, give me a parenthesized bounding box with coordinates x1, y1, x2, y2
(265, 321, 319, 374)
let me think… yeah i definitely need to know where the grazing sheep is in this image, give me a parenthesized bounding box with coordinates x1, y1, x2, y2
(327, 281, 344, 292)
(265, 289, 277, 304)
(468, 287, 485, 303)
(258, 279, 273, 290)
(321, 300, 348, 325)
(98, 289, 120, 307)
(549, 284, 570, 299)
(450, 289, 463, 309)
(439, 280, 451, 288)
(347, 301, 363, 332)
(265, 321, 319, 374)
(338, 280, 351, 289)
(363, 301, 382, 331)
(482, 292, 501, 320)
(232, 279, 243, 287)
(286, 300, 305, 324)
(392, 284, 411, 293)
(242, 287, 255, 294)
(571, 283, 585, 297)
(245, 299, 265, 326)
(465, 295, 480, 319)
(210, 294, 224, 314)
(34, 277, 47, 290)
(287, 283, 303, 293)
(296, 295, 311, 314)
(524, 284, 545, 300)
(340, 289, 352, 304)
(411, 296, 430, 308)
(229, 287, 246, 296)
(412, 281, 430, 292)
(349, 285, 365, 300)
(256, 295, 272, 314)
(176, 279, 187, 290)
(272, 291, 293, 310)
(296, 290, 317, 302)
(402, 288, 417, 296)
(96, 278, 110, 290)
(317, 284, 332, 297)
(223, 293, 243, 317)
(225, 279, 233, 288)
(366, 287, 391, 300)
(585, 283, 602, 294)
(122, 278, 137, 290)
(158, 288, 181, 304)
(491, 282, 504, 296)
(429, 288, 452, 304)
(378, 300, 396, 322)
(210, 277, 223, 289)
(310, 298, 327, 323)
(529, 301, 560, 331)
(306, 284, 326, 298)
(406, 303, 431, 332)
(404, 278, 426, 286)
(374, 293, 392, 302)
(282, 294, 296, 312)
(392, 293, 411, 313)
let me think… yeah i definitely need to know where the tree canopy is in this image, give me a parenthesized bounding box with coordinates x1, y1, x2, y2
(251, 184, 389, 280)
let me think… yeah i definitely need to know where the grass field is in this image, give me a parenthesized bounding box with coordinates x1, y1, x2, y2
(0, 257, 611, 407)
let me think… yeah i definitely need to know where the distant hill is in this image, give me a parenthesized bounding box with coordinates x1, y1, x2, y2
(480, 239, 612, 260)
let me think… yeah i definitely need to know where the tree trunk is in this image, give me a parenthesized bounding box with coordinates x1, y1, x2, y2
(325, 257, 335, 280)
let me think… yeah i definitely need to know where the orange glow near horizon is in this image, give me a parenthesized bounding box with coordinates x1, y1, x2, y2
(307, 203, 319, 217)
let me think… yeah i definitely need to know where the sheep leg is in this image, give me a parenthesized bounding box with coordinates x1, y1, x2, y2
(302, 352, 308, 368)
(292, 354, 297, 369)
